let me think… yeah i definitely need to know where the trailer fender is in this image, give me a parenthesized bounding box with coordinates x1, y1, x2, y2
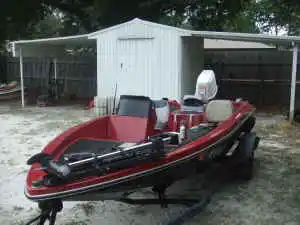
(232, 132, 260, 180)
(234, 132, 259, 161)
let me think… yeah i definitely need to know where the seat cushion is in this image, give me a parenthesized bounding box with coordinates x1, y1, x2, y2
(108, 116, 153, 142)
(205, 100, 234, 122)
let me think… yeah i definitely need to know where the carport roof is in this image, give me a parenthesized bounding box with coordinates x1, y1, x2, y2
(11, 33, 95, 58)
(190, 30, 300, 45)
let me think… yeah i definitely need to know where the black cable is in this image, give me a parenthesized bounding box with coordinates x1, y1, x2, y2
(159, 192, 212, 225)
(159, 161, 231, 225)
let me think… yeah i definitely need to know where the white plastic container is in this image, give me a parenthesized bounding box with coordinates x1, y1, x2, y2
(153, 100, 170, 130)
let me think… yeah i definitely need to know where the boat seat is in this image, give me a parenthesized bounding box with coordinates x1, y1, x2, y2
(205, 100, 234, 123)
(181, 95, 205, 113)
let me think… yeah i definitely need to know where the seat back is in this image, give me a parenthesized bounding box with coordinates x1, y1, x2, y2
(181, 95, 205, 113)
(108, 116, 151, 142)
(112, 95, 156, 141)
(205, 100, 234, 123)
(117, 95, 153, 118)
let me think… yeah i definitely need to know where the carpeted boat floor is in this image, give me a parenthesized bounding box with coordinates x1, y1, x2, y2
(62, 139, 123, 157)
(60, 126, 213, 158)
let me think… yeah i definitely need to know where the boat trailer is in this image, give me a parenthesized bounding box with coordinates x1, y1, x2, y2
(25, 131, 259, 225)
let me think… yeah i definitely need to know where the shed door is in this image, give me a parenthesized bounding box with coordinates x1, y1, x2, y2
(117, 38, 154, 97)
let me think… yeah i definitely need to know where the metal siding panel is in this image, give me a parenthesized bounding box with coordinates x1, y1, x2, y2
(96, 22, 182, 101)
(97, 34, 117, 98)
(154, 29, 181, 100)
(116, 38, 154, 96)
(96, 38, 101, 97)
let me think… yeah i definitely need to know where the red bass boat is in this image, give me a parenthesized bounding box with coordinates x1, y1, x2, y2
(24, 71, 260, 225)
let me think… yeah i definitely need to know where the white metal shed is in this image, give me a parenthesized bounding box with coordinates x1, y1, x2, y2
(88, 18, 204, 104)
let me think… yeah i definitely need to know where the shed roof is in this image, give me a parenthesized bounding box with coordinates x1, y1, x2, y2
(87, 18, 191, 38)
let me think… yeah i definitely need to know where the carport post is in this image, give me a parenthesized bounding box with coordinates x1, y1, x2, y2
(289, 43, 298, 122)
(53, 58, 58, 100)
(53, 58, 57, 80)
(19, 48, 25, 108)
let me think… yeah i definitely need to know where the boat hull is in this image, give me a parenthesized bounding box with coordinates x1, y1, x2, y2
(25, 112, 254, 202)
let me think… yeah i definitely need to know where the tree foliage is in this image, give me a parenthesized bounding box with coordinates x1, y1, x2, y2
(254, 0, 300, 35)
(1, 0, 300, 50)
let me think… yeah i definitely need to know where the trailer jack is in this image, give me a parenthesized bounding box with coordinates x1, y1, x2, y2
(25, 200, 63, 225)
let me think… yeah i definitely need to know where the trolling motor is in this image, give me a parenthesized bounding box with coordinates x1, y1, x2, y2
(27, 133, 180, 187)
(25, 133, 179, 225)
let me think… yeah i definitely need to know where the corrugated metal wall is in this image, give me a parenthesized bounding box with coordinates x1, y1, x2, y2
(181, 37, 204, 97)
(116, 38, 155, 97)
(95, 20, 183, 107)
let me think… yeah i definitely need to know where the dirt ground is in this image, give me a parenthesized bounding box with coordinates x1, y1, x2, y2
(0, 104, 299, 225)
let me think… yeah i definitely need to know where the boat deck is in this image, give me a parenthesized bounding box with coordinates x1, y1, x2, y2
(62, 139, 123, 157)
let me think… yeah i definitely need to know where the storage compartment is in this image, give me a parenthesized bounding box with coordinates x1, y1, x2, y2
(168, 111, 206, 132)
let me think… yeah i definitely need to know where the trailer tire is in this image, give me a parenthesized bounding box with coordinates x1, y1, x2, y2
(242, 116, 256, 133)
(232, 132, 259, 181)
(238, 157, 254, 181)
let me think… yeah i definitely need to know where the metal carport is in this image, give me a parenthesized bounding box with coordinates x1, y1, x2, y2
(190, 31, 300, 122)
(10, 34, 96, 107)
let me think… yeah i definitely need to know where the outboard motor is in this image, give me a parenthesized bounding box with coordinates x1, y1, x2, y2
(181, 70, 218, 112)
(195, 70, 218, 102)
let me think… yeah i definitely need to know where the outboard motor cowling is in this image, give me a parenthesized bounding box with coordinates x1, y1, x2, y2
(195, 70, 218, 102)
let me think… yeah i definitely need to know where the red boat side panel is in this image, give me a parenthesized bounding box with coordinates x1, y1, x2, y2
(43, 114, 156, 157)
(107, 115, 154, 142)
(43, 116, 110, 156)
